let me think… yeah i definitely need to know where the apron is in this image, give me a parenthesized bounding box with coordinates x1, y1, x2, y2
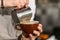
(0, 8, 17, 39)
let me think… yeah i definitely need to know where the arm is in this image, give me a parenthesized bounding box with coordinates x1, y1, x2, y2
(0, 0, 29, 8)
(0, 0, 17, 7)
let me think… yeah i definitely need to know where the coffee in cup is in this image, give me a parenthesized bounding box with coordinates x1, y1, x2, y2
(20, 21, 39, 34)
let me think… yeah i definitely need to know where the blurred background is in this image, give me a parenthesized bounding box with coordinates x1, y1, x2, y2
(34, 0, 60, 40)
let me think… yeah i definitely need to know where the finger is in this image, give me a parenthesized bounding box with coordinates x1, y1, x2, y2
(24, 0, 28, 4)
(29, 34, 37, 40)
(22, 34, 25, 38)
(25, 0, 29, 7)
(16, 26, 21, 30)
(15, 3, 22, 9)
(38, 24, 43, 32)
(15, 2, 22, 9)
(25, 3, 29, 8)
(17, 5, 22, 8)
(29, 34, 33, 38)
(26, 0, 29, 4)
(29, 34, 36, 38)
(22, 0, 29, 7)
(15, 5, 21, 9)
(33, 30, 40, 36)
(19, 0, 25, 7)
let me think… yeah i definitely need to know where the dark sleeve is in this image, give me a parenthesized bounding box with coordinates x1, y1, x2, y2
(18, 35, 22, 40)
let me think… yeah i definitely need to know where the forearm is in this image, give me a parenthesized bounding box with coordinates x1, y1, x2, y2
(0, 0, 15, 7)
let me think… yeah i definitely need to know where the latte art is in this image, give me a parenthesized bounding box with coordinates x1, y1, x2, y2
(20, 21, 39, 24)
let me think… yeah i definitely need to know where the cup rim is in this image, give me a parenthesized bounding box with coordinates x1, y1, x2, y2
(20, 21, 39, 24)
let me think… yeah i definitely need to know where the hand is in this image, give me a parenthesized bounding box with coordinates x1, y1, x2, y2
(22, 24, 43, 40)
(3, 0, 29, 8)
